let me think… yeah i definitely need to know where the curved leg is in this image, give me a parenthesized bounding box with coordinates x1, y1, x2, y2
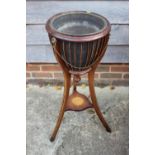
(50, 72, 71, 141)
(88, 70, 111, 132)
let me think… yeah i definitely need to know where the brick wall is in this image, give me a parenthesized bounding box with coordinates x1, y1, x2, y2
(26, 63, 129, 86)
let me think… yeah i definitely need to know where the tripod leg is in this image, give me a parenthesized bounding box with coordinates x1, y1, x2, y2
(88, 70, 111, 132)
(50, 72, 71, 142)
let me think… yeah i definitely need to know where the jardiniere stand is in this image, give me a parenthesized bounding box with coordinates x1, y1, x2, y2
(46, 11, 111, 141)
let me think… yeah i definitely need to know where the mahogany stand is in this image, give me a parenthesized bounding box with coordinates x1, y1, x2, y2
(50, 46, 111, 142)
(45, 11, 112, 142)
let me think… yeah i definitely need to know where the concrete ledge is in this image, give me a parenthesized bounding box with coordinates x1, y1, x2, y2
(26, 79, 129, 87)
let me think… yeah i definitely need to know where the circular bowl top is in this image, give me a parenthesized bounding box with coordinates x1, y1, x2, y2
(46, 11, 111, 42)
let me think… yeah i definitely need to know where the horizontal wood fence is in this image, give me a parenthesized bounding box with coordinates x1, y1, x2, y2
(26, 1, 129, 63)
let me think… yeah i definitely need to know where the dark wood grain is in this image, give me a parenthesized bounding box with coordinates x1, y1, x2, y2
(26, 45, 129, 63)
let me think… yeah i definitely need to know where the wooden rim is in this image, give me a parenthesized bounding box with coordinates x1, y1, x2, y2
(46, 11, 111, 42)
